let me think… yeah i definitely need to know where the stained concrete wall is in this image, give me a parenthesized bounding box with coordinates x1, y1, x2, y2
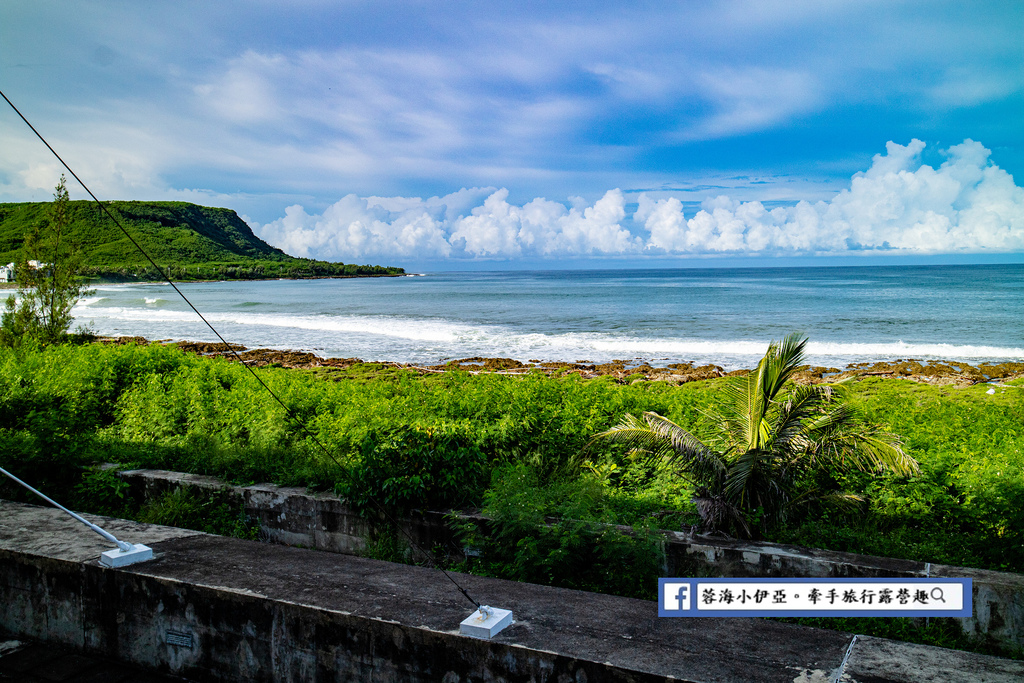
(117, 468, 460, 560)
(117, 468, 1024, 652)
(0, 500, 852, 682)
(4, 500, 1024, 682)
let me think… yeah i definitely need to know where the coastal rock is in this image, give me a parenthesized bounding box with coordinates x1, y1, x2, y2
(437, 357, 527, 371)
(175, 341, 247, 354)
(99, 336, 150, 346)
(835, 359, 1024, 385)
(94, 336, 1024, 385)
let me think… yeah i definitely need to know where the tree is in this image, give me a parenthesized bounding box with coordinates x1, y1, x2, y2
(593, 334, 918, 538)
(0, 175, 92, 346)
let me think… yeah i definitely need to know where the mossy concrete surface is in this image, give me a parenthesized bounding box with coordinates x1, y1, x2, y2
(119, 467, 1024, 652)
(2, 500, 1023, 682)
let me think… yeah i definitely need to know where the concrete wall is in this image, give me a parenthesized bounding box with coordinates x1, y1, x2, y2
(2, 550, 672, 682)
(118, 468, 1024, 652)
(1, 501, 863, 683)
(117, 469, 461, 561)
(5, 500, 1024, 682)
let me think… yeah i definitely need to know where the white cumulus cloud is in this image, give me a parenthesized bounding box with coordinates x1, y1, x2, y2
(252, 139, 1024, 262)
(254, 188, 640, 260)
(637, 139, 1024, 255)
(254, 195, 451, 259)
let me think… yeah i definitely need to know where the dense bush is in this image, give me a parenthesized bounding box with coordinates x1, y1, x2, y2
(136, 487, 259, 539)
(341, 426, 487, 514)
(1, 341, 1022, 578)
(776, 378, 1024, 571)
(453, 463, 666, 599)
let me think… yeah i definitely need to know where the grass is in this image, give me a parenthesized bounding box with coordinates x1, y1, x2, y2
(3, 340, 1022, 572)
(1, 340, 1023, 657)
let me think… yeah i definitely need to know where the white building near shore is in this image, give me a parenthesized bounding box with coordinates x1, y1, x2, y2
(0, 263, 14, 283)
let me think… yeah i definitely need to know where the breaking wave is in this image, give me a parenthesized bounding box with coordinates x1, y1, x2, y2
(71, 302, 1024, 369)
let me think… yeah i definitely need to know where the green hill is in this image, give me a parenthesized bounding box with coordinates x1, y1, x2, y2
(0, 200, 403, 280)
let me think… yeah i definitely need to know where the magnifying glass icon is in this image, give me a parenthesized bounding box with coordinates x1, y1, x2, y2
(931, 587, 946, 603)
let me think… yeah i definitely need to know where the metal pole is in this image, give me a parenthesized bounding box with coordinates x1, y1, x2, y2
(0, 465, 133, 552)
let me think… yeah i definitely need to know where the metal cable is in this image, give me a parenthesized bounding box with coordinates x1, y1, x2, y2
(1, 87, 481, 609)
(0, 465, 132, 551)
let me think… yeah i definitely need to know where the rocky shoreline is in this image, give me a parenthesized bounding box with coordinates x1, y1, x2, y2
(100, 336, 1024, 386)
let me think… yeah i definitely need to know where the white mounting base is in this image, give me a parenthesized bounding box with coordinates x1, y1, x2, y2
(100, 543, 153, 568)
(460, 606, 513, 639)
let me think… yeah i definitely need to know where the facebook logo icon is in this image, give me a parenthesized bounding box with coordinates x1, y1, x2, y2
(662, 581, 691, 612)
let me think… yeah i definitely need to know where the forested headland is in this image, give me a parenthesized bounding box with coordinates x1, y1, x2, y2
(0, 200, 403, 281)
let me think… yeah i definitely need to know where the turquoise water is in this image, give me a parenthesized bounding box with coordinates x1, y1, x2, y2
(72, 264, 1024, 369)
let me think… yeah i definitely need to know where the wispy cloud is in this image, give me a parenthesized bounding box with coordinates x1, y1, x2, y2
(928, 67, 1021, 107)
(1, 1, 1020, 228)
(679, 67, 820, 140)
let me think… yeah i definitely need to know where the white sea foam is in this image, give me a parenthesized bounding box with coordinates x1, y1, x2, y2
(71, 302, 1024, 368)
(806, 340, 1023, 361)
(90, 285, 141, 292)
(75, 306, 479, 342)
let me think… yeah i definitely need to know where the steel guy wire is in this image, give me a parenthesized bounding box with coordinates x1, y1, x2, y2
(1, 87, 481, 610)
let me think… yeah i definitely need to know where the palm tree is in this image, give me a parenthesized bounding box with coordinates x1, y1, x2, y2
(593, 334, 918, 538)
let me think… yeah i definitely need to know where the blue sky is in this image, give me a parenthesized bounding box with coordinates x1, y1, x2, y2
(1, 0, 1022, 268)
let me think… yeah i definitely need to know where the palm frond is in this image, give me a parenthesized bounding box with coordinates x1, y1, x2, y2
(844, 431, 918, 477)
(804, 407, 918, 477)
(772, 384, 834, 453)
(722, 333, 808, 453)
(591, 412, 725, 480)
(590, 412, 676, 456)
(758, 333, 807, 406)
(692, 492, 752, 538)
(719, 374, 759, 450)
(722, 447, 790, 517)
(819, 491, 867, 512)
(785, 488, 865, 513)
(722, 447, 762, 502)
(641, 413, 725, 474)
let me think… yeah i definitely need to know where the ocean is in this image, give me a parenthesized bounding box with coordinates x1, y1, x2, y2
(70, 264, 1024, 370)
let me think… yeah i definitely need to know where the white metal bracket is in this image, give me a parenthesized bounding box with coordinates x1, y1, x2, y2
(460, 605, 513, 639)
(100, 543, 154, 567)
(1, 466, 154, 568)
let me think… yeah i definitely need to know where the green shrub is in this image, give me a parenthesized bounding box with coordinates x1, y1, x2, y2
(457, 463, 665, 599)
(2, 340, 1022, 575)
(72, 466, 132, 517)
(137, 488, 258, 539)
(340, 426, 486, 515)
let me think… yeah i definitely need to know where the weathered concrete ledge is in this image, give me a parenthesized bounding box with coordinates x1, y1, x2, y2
(117, 468, 457, 558)
(117, 467, 1024, 651)
(3, 499, 1024, 682)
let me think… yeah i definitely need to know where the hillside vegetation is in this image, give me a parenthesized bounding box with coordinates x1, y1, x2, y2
(1, 340, 1020, 576)
(0, 200, 403, 279)
(2, 340, 1021, 656)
